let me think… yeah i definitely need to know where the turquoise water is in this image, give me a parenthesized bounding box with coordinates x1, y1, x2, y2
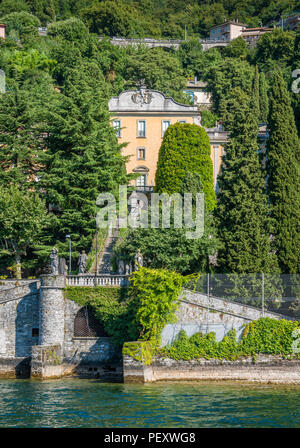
(0, 379, 299, 427)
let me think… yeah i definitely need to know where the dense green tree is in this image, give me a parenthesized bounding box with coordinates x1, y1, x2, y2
(38, 62, 128, 257)
(115, 216, 218, 275)
(0, 0, 293, 40)
(155, 122, 216, 211)
(206, 58, 255, 114)
(223, 36, 248, 59)
(123, 47, 189, 104)
(0, 11, 40, 43)
(0, 185, 49, 279)
(193, 2, 227, 38)
(178, 40, 222, 80)
(0, 0, 29, 16)
(24, 0, 55, 24)
(253, 29, 295, 70)
(47, 17, 88, 41)
(0, 73, 54, 187)
(49, 38, 84, 85)
(115, 172, 219, 274)
(95, 37, 127, 94)
(177, 38, 203, 77)
(266, 70, 300, 274)
(7, 48, 56, 74)
(292, 24, 300, 133)
(201, 110, 218, 128)
(252, 65, 260, 119)
(80, 0, 161, 38)
(215, 87, 279, 274)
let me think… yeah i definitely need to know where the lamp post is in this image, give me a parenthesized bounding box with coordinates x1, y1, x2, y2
(94, 231, 98, 286)
(66, 235, 71, 276)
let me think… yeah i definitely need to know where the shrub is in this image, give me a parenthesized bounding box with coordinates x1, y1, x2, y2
(155, 122, 216, 211)
(160, 318, 300, 361)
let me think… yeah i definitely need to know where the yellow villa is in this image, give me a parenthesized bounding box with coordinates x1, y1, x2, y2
(108, 88, 228, 191)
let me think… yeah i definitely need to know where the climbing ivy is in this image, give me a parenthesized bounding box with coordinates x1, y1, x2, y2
(122, 341, 156, 365)
(128, 266, 197, 344)
(65, 267, 196, 348)
(160, 318, 300, 362)
(65, 281, 300, 364)
(64, 286, 133, 346)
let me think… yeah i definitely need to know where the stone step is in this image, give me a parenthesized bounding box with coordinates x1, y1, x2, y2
(97, 228, 120, 274)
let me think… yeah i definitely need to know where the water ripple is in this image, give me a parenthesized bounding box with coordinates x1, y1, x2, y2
(0, 379, 299, 427)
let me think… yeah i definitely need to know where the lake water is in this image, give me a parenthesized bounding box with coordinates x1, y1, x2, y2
(0, 379, 299, 428)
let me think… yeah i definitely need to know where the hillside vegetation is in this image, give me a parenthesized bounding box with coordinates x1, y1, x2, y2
(1, 0, 300, 38)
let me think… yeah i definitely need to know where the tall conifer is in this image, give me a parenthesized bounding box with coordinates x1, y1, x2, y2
(39, 62, 127, 255)
(267, 70, 300, 273)
(215, 87, 279, 274)
(0, 74, 52, 187)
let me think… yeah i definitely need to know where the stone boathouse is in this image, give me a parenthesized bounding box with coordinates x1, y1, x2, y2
(0, 276, 119, 379)
(0, 273, 295, 382)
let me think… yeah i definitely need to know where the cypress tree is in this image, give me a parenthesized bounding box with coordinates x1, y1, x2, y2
(267, 70, 300, 274)
(215, 87, 279, 274)
(259, 71, 269, 123)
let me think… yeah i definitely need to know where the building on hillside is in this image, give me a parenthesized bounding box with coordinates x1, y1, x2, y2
(241, 27, 273, 47)
(108, 89, 228, 191)
(209, 21, 273, 47)
(205, 124, 228, 190)
(0, 24, 6, 39)
(278, 13, 300, 31)
(209, 21, 247, 41)
(184, 77, 212, 109)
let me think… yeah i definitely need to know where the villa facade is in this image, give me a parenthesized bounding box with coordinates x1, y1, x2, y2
(108, 89, 227, 190)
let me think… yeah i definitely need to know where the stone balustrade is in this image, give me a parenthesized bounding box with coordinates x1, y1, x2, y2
(66, 274, 130, 287)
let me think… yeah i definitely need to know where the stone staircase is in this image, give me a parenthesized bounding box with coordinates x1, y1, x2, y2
(97, 227, 119, 274)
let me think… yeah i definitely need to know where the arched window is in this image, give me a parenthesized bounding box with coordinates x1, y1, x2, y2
(74, 306, 108, 337)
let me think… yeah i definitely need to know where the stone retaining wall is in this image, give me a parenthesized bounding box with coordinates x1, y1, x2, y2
(161, 290, 290, 345)
(0, 285, 39, 358)
(31, 345, 63, 379)
(0, 357, 31, 378)
(0, 277, 118, 379)
(123, 354, 300, 384)
(63, 298, 117, 364)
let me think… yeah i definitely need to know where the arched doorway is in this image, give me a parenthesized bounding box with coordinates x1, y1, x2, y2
(74, 306, 108, 337)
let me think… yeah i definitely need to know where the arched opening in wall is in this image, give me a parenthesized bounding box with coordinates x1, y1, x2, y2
(133, 166, 149, 188)
(74, 306, 108, 337)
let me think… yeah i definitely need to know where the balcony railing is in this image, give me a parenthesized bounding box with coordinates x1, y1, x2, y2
(135, 186, 154, 193)
(66, 274, 130, 287)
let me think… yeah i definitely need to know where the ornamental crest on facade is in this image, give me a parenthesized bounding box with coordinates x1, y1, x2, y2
(131, 89, 152, 106)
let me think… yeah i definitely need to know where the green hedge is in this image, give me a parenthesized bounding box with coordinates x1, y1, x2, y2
(155, 122, 216, 211)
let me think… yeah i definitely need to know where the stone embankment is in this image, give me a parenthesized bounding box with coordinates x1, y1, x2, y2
(123, 354, 300, 384)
